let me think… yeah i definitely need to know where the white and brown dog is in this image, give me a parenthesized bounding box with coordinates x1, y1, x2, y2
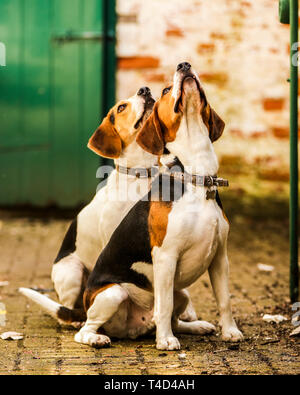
(66, 62, 243, 350)
(19, 86, 197, 326)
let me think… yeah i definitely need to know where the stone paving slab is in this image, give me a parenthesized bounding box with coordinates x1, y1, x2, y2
(0, 213, 299, 375)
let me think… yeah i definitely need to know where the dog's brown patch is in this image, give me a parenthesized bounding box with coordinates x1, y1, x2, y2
(83, 284, 117, 312)
(113, 102, 137, 148)
(88, 116, 122, 159)
(57, 307, 87, 323)
(136, 104, 165, 155)
(136, 90, 181, 155)
(148, 201, 172, 248)
(202, 103, 225, 143)
(156, 93, 181, 143)
(88, 100, 142, 158)
(202, 103, 211, 131)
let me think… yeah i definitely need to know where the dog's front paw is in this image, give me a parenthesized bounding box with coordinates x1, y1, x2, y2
(74, 330, 111, 348)
(156, 336, 181, 351)
(90, 334, 111, 349)
(222, 326, 244, 342)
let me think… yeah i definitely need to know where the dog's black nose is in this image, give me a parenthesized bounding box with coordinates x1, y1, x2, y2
(177, 62, 191, 72)
(137, 86, 151, 96)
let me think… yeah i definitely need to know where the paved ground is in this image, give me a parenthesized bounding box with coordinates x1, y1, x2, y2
(0, 198, 299, 375)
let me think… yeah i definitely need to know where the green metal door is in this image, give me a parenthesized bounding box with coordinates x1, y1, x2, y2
(0, 0, 115, 207)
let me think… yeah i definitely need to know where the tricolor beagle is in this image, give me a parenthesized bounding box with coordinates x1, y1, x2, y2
(49, 87, 158, 314)
(70, 63, 243, 350)
(19, 86, 197, 327)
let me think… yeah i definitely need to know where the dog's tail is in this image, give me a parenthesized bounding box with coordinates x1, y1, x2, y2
(19, 287, 86, 325)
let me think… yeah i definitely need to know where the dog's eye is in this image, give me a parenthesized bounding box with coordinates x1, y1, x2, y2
(162, 86, 171, 96)
(117, 103, 127, 113)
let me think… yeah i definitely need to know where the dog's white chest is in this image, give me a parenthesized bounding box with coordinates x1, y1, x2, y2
(160, 191, 226, 289)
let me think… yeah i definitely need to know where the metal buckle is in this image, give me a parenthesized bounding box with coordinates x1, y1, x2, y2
(214, 178, 229, 187)
(206, 190, 216, 200)
(206, 176, 214, 187)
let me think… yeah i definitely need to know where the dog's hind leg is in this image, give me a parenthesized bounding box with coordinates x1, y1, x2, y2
(173, 290, 216, 335)
(74, 284, 128, 348)
(51, 254, 88, 310)
(178, 290, 198, 322)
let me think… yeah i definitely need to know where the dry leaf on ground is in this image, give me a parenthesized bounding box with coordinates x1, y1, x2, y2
(0, 331, 23, 340)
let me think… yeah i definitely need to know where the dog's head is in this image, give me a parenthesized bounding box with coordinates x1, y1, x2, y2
(88, 87, 155, 158)
(136, 62, 225, 156)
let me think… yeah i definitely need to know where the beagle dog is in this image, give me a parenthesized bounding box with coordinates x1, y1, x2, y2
(68, 62, 243, 350)
(49, 87, 158, 314)
(19, 86, 197, 326)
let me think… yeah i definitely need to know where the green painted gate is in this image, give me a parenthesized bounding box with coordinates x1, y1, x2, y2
(0, 0, 116, 207)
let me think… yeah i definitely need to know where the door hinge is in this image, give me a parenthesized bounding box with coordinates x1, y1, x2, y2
(52, 31, 115, 43)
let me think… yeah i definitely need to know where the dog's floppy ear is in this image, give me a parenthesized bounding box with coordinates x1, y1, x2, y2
(207, 105, 225, 143)
(88, 117, 122, 159)
(136, 104, 164, 156)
